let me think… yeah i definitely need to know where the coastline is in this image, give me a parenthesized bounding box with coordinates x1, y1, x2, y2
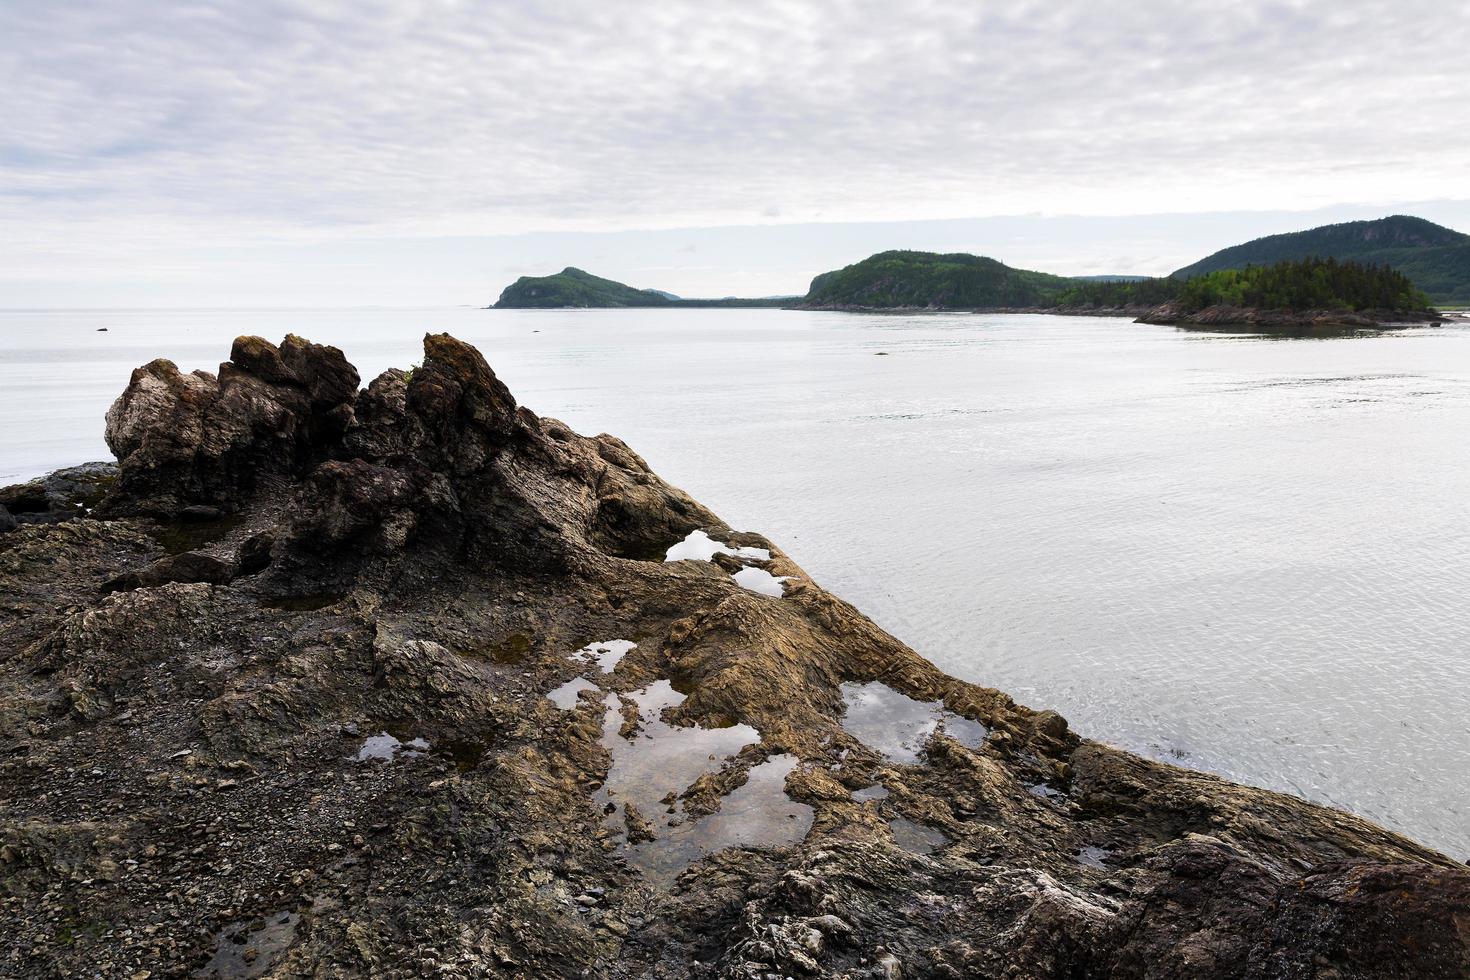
(1, 333, 1466, 976)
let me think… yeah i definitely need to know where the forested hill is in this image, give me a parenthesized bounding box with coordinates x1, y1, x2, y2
(1174, 215, 1470, 305)
(494, 268, 674, 308)
(800, 251, 1077, 308)
(493, 267, 793, 308)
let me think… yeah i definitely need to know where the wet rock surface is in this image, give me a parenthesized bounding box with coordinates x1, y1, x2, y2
(1, 333, 1467, 978)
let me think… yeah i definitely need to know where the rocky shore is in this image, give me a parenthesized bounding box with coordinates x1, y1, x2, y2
(1136, 303, 1445, 330)
(2, 333, 1467, 978)
(796, 304, 1152, 317)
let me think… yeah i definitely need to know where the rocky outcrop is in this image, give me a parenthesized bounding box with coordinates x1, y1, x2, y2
(1136, 303, 1445, 330)
(0, 461, 116, 528)
(1, 333, 1466, 978)
(101, 334, 359, 517)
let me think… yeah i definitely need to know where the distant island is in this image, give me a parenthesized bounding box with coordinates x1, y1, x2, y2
(493, 267, 792, 309)
(491, 214, 1464, 325)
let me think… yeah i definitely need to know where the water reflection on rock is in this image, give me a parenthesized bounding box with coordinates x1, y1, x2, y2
(548, 676, 599, 710)
(839, 681, 988, 763)
(576, 638, 636, 674)
(887, 816, 948, 855)
(354, 732, 428, 762)
(594, 680, 811, 885)
(664, 528, 770, 563)
(627, 753, 814, 885)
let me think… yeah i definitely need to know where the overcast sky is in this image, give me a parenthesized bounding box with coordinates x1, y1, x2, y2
(4, 0, 1469, 306)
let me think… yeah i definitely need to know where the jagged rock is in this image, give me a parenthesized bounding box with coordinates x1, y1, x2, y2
(101, 550, 237, 593)
(0, 333, 1465, 978)
(0, 461, 117, 528)
(100, 335, 358, 516)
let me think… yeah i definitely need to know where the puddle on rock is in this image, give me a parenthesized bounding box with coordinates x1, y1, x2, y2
(486, 633, 533, 665)
(888, 817, 948, 855)
(354, 733, 428, 762)
(198, 911, 299, 978)
(627, 753, 814, 885)
(149, 514, 245, 556)
(732, 566, 789, 597)
(1029, 782, 1065, 801)
(434, 739, 487, 772)
(851, 783, 890, 802)
(1077, 845, 1112, 870)
(548, 677, 600, 710)
(577, 638, 636, 674)
(664, 529, 769, 563)
(839, 681, 988, 764)
(595, 680, 810, 884)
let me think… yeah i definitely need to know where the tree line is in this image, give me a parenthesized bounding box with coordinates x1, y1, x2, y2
(1055, 257, 1432, 312)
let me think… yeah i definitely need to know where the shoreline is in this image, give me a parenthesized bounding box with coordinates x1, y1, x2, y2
(1, 333, 1466, 975)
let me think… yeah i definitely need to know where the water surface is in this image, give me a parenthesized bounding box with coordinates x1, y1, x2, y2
(3, 306, 1467, 858)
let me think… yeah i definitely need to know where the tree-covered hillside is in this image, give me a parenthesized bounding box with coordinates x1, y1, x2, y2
(1171, 258, 1429, 312)
(801, 250, 1075, 308)
(1174, 215, 1470, 305)
(493, 268, 795, 308)
(1058, 258, 1430, 315)
(494, 267, 674, 308)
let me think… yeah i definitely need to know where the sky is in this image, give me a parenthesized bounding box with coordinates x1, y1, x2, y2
(3, 0, 1470, 307)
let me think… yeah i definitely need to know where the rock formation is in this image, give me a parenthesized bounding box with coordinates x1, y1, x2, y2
(1135, 303, 1444, 330)
(1, 334, 1466, 978)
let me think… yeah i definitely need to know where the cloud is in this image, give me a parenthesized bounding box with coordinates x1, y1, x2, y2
(2, 1, 1468, 303)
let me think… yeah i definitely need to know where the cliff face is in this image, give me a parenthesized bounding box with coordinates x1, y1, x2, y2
(1, 334, 1466, 978)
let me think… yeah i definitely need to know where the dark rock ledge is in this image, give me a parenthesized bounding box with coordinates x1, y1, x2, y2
(0, 333, 1466, 978)
(1136, 303, 1445, 330)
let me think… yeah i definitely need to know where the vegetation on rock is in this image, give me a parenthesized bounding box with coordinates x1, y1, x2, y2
(494, 267, 675, 308)
(801, 250, 1076, 309)
(494, 267, 793, 308)
(1173, 215, 1470, 305)
(1061, 257, 1432, 317)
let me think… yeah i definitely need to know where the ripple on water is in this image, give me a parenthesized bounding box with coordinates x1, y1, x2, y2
(839, 681, 988, 764)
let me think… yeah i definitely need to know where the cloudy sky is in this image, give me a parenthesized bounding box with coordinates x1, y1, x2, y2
(4, 0, 1469, 306)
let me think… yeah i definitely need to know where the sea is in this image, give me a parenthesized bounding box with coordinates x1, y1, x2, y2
(2, 306, 1467, 859)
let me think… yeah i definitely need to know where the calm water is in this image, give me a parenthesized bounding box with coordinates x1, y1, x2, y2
(3, 307, 1467, 859)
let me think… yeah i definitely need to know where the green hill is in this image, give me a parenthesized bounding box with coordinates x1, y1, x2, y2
(494, 267, 674, 308)
(1174, 215, 1470, 305)
(493, 268, 796, 308)
(801, 250, 1077, 309)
